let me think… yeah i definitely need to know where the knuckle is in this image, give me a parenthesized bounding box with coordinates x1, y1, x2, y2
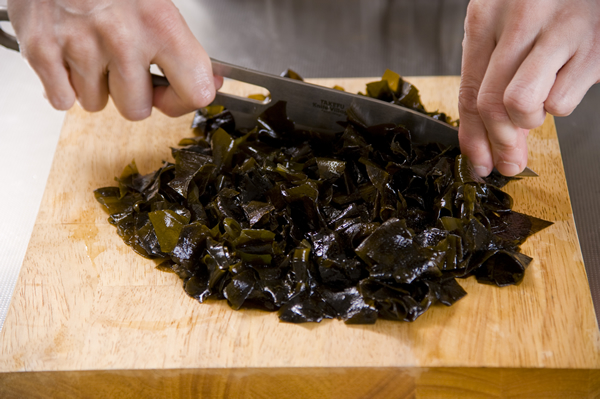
(113, 61, 138, 82)
(64, 38, 98, 66)
(492, 142, 521, 160)
(545, 94, 576, 117)
(489, 133, 520, 153)
(22, 37, 56, 66)
(477, 92, 508, 123)
(458, 131, 487, 155)
(140, 2, 185, 42)
(99, 21, 135, 61)
(458, 83, 480, 115)
(504, 21, 530, 45)
(464, 2, 487, 37)
(503, 83, 539, 117)
(464, 18, 486, 40)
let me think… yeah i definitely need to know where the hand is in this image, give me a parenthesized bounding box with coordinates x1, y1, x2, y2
(458, 0, 600, 176)
(7, 0, 223, 120)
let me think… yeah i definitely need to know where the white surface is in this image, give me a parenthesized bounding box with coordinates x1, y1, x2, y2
(0, 43, 65, 330)
(0, 0, 194, 332)
(0, 0, 196, 332)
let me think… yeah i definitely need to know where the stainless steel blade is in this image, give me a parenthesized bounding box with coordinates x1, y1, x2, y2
(211, 59, 537, 177)
(212, 60, 460, 146)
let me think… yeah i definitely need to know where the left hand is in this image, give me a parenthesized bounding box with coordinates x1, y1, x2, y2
(459, 0, 600, 176)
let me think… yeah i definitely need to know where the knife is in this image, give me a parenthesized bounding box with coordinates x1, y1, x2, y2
(0, 7, 536, 177)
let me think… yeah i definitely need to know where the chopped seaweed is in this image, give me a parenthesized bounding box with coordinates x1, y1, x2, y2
(95, 71, 552, 324)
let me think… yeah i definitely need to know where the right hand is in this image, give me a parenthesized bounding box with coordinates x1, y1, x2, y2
(7, 0, 223, 120)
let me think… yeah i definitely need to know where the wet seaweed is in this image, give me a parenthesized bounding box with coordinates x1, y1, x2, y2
(95, 71, 552, 323)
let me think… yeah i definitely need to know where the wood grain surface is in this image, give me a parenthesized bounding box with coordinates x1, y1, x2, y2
(1, 76, 599, 397)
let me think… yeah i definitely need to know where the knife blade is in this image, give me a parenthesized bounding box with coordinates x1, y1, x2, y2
(0, 8, 536, 177)
(207, 60, 537, 177)
(212, 61, 456, 143)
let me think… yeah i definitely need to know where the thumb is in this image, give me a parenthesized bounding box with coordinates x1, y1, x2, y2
(152, 24, 217, 117)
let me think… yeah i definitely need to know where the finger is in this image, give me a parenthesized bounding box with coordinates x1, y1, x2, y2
(458, 2, 497, 177)
(64, 41, 109, 113)
(108, 61, 153, 121)
(504, 31, 577, 129)
(24, 43, 76, 111)
(545, 49, 600, 117)
(69, 65, 109, 112)
(476, 30, 538, 176)
(151, 26, 216, 117)
(214, 75, 224, 91)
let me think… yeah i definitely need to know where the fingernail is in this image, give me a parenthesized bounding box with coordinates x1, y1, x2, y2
(497, 161, 521, 176)
(473, 165, 491, 177)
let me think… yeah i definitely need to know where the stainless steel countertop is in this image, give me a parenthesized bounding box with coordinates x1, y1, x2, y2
(1, 0, 598, 330)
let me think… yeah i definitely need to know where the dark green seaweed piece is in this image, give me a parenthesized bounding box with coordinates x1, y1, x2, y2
(358, 278, 433, 322)
(488, 211, 553, 245)
(429, 278, 467, 306)
(168, 149, 213, 198)
(257, 101, 295, 143)
(320, 287, 378, 324)
(94, 186, 142, 215)
(316, 158, 346, 180)
(170, 222, 211, 270)
(148, 210, 190, 253)
(224, 269, 257, 310)
(211, 128, 235, 172)
(191, 105, 235, 136)
(242, 201, 276, 227)
(369, 69, 458, 125)
(96, 68, 553, 324)
(279, 291, 329, 323)
(474, 250, 533, 287)
(281, 69, 304, 81)
(356, 218, 443, 284)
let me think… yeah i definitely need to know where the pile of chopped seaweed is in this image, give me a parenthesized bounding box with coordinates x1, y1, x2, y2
(94, 70, 552, 324)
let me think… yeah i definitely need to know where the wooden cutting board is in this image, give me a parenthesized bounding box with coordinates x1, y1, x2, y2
(1, 76, 599, 398)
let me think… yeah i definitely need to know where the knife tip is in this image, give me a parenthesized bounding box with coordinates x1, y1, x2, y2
(516, 167, 539, 177)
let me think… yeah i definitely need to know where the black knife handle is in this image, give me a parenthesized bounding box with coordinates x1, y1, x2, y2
(0, 8, 19, 51)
